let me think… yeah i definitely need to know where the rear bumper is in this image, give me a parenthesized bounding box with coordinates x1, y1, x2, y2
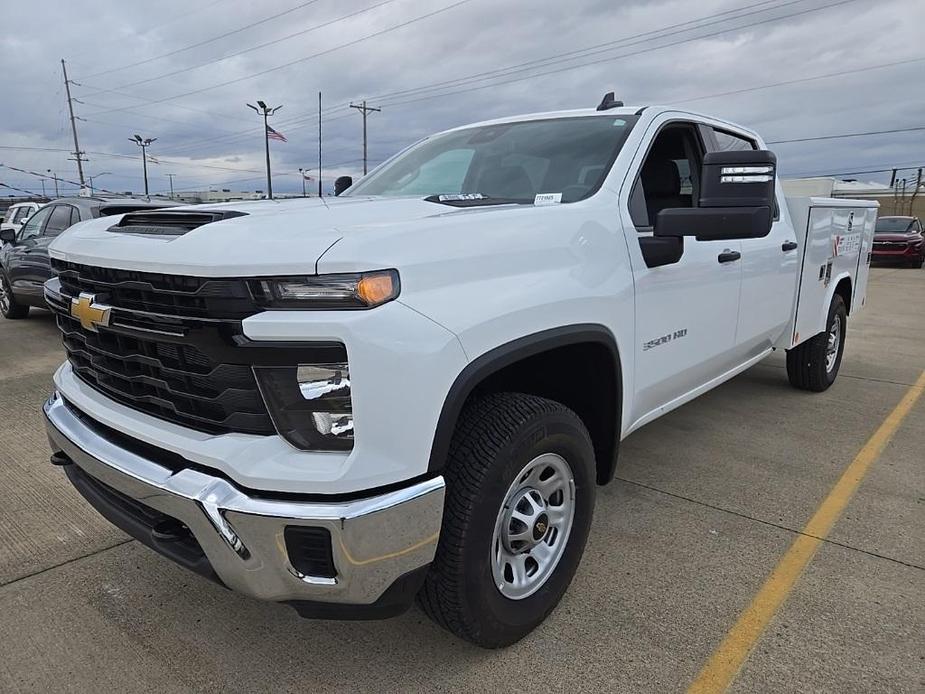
(44, 394, 445, 617)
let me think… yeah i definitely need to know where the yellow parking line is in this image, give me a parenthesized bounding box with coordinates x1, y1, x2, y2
(688, 369, 925, 694)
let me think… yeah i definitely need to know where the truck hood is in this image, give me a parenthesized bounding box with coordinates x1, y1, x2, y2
(48, 196, 504, 276)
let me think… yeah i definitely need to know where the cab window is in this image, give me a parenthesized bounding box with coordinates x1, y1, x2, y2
(629, 123, 704, 229)
(17, 206, 53, 241)
(713, 129, 757, 151)
(43, 205, 75, 237)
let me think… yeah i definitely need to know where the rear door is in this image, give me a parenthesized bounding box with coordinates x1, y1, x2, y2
(621, 118, 743, 427)
(705, 127, 798, 359)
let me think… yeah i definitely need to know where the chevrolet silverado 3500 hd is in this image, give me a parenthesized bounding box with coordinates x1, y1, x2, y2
(41, 98, 877, 647)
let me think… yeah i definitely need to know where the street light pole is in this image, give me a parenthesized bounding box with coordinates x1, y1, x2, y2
(247, 100, 282, 200)
(88, 171, 111, 195)
(47, 170, 59, 197)
(129, 134, 157, 197)
(166, 173, 176, 199)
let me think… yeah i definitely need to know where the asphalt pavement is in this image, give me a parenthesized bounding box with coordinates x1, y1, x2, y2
(0, 267, 922, 693)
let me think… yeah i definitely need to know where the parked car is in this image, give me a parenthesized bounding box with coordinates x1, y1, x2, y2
(43, 99, 876, 647)
(871, 215, 924, 267)
(0, 201, 43, 236)
(1, 197, 175, 319)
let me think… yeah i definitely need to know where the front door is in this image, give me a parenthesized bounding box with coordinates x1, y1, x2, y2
(621, 119, 743, 428)
(705, 128, 797, 357)
(7, 205, 53, 300)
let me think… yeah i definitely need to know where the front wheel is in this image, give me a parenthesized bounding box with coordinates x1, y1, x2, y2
(0, 273, 29, 319)
(786, 293, 846, 391)
(418, 392, 596, 648)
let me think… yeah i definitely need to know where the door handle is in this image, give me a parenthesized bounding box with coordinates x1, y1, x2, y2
(781, 241, 798, 252)
(718, 249, 741, 263)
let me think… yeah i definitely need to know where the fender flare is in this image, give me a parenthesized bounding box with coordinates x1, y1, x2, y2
(825, 271, 853, 321)
(427, 324, 623, 477)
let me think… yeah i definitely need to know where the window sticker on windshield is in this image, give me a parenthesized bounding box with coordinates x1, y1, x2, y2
(437, 193, 486, 201)
(613, 119, 627, 126)
(534, 193, 562, 206)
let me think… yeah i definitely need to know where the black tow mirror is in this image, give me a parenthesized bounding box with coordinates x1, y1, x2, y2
(655, 150, 776, 240)
(0, 228, 16, 245)
(333, 176, 353, 196)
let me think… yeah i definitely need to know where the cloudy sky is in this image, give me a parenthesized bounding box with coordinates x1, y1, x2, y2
(1, 0, 923, 198)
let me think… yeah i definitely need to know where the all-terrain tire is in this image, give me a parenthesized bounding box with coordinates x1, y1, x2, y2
(418, 392, 596, 648)
(786, 293, 846, 391)
(0, 273, 29, 319)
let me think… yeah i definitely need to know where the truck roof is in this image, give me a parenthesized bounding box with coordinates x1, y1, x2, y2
(436, 105, 760, 141)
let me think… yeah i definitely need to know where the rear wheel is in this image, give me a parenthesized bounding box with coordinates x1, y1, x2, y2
(786, 293, 846, 391)
(0, 273, 29, 319)
(418, 392, 596, 648)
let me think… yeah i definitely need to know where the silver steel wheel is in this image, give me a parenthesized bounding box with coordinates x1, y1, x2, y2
(491, 452, 576, 600)
(0, 276, 10, 314)
(825, 313, 841, 373)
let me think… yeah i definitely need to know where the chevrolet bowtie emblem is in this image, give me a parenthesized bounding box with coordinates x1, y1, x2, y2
(70, 292, 112, 332)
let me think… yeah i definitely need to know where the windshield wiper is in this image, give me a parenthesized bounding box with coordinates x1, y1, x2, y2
(423, 193, 528, 207)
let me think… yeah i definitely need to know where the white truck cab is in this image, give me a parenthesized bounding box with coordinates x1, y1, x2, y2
(42, 96, 876, 647)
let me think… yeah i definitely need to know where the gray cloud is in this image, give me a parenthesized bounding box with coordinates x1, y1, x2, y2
(1, 0, 923, 198)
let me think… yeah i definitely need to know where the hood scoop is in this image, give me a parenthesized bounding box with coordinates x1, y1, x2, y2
(108, 209, 247, 236)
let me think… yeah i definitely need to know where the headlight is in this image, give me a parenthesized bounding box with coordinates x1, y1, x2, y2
(251, 270, 399, 309)
(254, 362, 353, 451)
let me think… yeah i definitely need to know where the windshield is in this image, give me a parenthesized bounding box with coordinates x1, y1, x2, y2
(347, 115, 639, 204)
(876, 218, 913, 233)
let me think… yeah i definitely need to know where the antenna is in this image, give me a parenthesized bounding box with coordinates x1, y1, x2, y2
(596, 91, 624, 111)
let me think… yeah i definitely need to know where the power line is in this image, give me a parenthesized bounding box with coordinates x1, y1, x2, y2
(69, 0, 226, 63)
(103, 0, 400, 92)
(146, 0, 851, 155)
(767, 126, 925, 144)
(0, 145, 303, 177)
(363, 0, 800, 104)
(80, 0, 324, 79)
(129, 0, 475, 106)
(672, 56, 925, 104)
(784, 161, 925, 178)
(374, 0, 862, 111)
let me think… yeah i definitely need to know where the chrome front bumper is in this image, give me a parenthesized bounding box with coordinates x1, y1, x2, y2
(44, 395, 445, 609)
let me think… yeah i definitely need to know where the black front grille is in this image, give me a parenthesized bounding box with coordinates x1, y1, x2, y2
(47, 261, 273, 435)
(57, 316, 275, 434)
(51, 258, 258, 319)
(48, 262, 346, 437)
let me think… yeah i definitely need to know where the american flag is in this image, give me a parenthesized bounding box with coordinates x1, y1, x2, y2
(266, 125, 287, 142)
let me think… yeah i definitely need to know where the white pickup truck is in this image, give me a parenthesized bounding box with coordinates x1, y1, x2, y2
(42, 96, 877, 647)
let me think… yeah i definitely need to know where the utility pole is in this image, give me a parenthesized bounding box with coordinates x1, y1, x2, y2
(129, 135, 157, 197)
(247, 100, 282, 199)
(61, 59, 87, 189)
(166, 173, 176, 199)
(47, 170, 60, 197)
(349, 100, 381, 175)
(318, 91, 323, 197)
(908, 168, 923, 217)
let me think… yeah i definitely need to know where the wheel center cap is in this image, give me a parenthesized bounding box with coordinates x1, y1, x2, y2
(533, 513, 549, 541)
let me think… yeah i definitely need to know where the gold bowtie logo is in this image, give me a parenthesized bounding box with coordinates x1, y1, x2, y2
(70, 292, 112, 332)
